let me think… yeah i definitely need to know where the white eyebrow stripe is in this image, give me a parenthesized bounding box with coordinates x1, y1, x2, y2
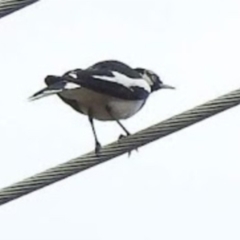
(92, 71, 151, 92)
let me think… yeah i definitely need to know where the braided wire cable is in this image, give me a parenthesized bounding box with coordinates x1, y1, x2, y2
(0, 0, 39, 19)
(0, 88, 240, 206)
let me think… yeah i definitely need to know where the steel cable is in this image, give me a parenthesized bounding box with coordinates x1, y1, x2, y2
(0, 0, 39, 19)
(0, 88, 240, 206)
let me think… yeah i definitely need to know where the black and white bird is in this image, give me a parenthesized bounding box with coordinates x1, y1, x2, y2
(30, 60, 174, 153)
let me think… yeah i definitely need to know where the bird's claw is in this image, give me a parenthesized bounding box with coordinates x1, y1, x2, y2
(118, 134, 138, 157)
(118, 134, 127, 140)
(95, 141, 102, 155)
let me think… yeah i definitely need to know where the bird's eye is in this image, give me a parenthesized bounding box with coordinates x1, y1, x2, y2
(150, 74, 158, 82)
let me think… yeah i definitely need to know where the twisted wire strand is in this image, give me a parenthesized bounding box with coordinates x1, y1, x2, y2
(0, 88, 240, 206)
(0, 0, 39, 19)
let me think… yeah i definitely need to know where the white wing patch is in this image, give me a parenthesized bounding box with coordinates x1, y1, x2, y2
(68, 72, 78, 79)
(92, 71, 151, 92)
(64, 82, 81, 90)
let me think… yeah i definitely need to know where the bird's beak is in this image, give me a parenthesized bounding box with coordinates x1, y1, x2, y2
(160, 83, 175, 89)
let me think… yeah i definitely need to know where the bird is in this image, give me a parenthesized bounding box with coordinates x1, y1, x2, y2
(29, 60, 175, 154)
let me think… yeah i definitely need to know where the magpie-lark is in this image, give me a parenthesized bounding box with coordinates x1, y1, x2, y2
(30, 60, 174, 153)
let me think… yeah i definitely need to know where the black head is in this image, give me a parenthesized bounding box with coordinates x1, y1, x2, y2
(135, 68, 175, 92)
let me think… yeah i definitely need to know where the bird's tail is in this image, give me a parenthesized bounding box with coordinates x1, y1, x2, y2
(29, 76, 65, 101)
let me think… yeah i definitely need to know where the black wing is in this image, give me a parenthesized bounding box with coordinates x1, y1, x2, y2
(87, 60, 141, 79)
(63, 68, 150, 100)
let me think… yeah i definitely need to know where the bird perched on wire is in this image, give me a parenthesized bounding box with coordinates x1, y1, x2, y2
(29, 60, 174, 154)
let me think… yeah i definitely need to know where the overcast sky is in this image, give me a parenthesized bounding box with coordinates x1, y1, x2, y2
(0, 0, 240, 239)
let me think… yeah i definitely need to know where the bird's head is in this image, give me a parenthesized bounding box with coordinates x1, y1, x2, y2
(135, 68, 175, 92)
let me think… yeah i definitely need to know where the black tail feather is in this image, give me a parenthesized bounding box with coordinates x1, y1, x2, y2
(45, 75, 63, 86)
(29, 81, 66, 101)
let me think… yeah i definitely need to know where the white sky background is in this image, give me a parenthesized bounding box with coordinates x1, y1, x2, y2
(0, 0, 240, 239)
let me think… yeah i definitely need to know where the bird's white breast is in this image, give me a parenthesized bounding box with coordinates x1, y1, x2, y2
(108, 99, 145, 120)
(60, 88, 145, 121)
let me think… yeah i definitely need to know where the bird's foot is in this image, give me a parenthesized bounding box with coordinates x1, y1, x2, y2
(118, 134, 128, 140)
(95, 141, 102, 155)
(118, 134, 138, 157)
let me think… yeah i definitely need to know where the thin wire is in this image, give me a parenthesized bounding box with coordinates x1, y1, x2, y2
(0, 0, 39, 19)
(0, 88, 240, 206)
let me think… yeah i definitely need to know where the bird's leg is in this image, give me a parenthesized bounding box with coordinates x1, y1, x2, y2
(88, 114, 101, 154)
(105, 105, 138, 156)
(105, 105, 131, 137)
